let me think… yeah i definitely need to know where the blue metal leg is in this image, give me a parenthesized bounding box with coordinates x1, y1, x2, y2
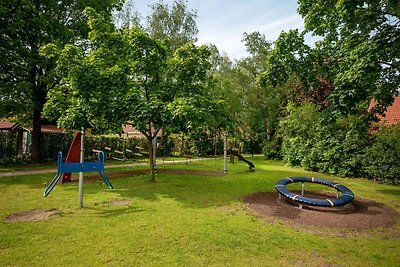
(99, 171, 113, 189)
(43, 173, 62, 197)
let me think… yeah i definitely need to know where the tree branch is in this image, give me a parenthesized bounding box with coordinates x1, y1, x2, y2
(356, 6, 400, 19)
(379, 61, 400, 70)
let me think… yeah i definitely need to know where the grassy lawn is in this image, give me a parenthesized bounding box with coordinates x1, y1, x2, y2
(0, 156, 399, 266)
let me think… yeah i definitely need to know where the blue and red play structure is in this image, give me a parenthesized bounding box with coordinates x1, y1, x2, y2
(60, 132, 83, 183)
(275, 176, 354, 207)
(43, 151, 113, 197)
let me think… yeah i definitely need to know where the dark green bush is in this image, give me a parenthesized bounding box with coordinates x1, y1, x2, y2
(0, 131, 29, 164)
(361, 125, 400, 185)
(243, 139, 263, 155)
(187, 133, 223, 156)
(41, 132, 73, 161)
(280, 103, 320, 166)
(262, 139, 281, 159)
(279, 103, 368, 178)
(0, 132, 17, 163)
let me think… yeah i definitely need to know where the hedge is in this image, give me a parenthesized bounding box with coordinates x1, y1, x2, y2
(0, 131, 30, 164)
(1, 131, 226, 164)
(274, 103, 400, 185)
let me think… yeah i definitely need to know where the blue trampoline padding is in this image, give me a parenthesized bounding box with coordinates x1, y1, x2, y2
(275, 176, 355, 207)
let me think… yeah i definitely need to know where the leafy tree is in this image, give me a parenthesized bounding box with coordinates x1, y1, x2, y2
(212, 32, 288, 154)
(0, 0, 121, 162)
(146, 0, 198, 54)
(259, 29, 335, 109)
(113, 0, 141, 29)
(261, 0, 400, 117)
(43, 8, 219, 182)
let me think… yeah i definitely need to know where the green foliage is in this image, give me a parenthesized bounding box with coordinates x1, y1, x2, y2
(211, 32, 286, 148)
(274, 102, 400, 184)
(186, 132, 224, 156)
(262, 139, 281, 160)
(0, 0, 121, 162)
(261, 0, 399, 117)
(113, 0, 141, 29)
(42, 10, 225, 181)
(280, 103, 369, 177)
(302, 117, 367, 176)
(361, 125, 400, 185)
(256, 0, 399, 184)
(146, 0, 198, 54)
(0, 132, 30, 164)
(40, 133, 74, 161)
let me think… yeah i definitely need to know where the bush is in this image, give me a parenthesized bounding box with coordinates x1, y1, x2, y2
(41, 132, 74, 161)
(280, 103, 320, 166)
(262, 138, 281, 159)
(243, 138, 263, 155)
(361, 125, 400, 185)
(279, 103, 368, 178)
(0, 131, 30, 164)
(186, 133, 224, 156)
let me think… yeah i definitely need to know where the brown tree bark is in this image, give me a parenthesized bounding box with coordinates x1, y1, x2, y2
(30, 65, 46, 163)
(31, 107, 42, 162)
(147, 135, 156, 183)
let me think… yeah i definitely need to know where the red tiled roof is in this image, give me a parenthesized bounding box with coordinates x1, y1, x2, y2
(122, 125, 162, 137)
(0, 121, 19, 130)
(369, 97, 400, 125)
(41, 125, 65, 134)
(28, 125, 65, 134)
(122, 125, 144, 137)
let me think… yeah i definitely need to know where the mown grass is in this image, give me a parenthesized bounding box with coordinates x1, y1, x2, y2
(0, 156, 399, 266)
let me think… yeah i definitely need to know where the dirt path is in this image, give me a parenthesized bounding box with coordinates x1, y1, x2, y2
(0, 158, 205, 177)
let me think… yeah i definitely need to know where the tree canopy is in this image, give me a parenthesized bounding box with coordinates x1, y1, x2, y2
(260, 0, 400, 117)
(0, 0, 121, 162)
(43, 8, 225, 181)
(146, 0, 198, 54)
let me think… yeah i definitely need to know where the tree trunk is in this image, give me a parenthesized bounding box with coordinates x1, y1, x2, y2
(147, 136, 156, 182)
(31, 104, 42, 162)
(30, 64, 46, 163)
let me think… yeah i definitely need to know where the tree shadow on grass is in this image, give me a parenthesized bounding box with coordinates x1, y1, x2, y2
(4, 165, 384, 212)
(376, 189, 400, 197)
(0, 173, 55, 189)
(84, 205, 145, 218)
(75, 169, 304, 209)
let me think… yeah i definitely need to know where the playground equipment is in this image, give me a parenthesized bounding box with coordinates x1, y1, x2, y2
(275, 177, 354, 208)
(227, 148, 255, 169)
(43, 151, 113, 197)
(112, 148, 133, 161)
(61, 132, 83, 183)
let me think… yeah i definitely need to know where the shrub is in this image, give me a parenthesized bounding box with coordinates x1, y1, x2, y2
(0, 131, 30, 164)
(41, 132, 74, 161)
(279, 103, 368, 178)
(262, 138, 281, 159)
(361, 125, 400, 185)
(280, 103, 320, 166)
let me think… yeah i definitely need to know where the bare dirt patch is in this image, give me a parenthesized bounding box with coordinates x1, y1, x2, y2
(5, 209, 59, 222)
(111, 200, 130, 206)
(243, 191, 398, 234)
